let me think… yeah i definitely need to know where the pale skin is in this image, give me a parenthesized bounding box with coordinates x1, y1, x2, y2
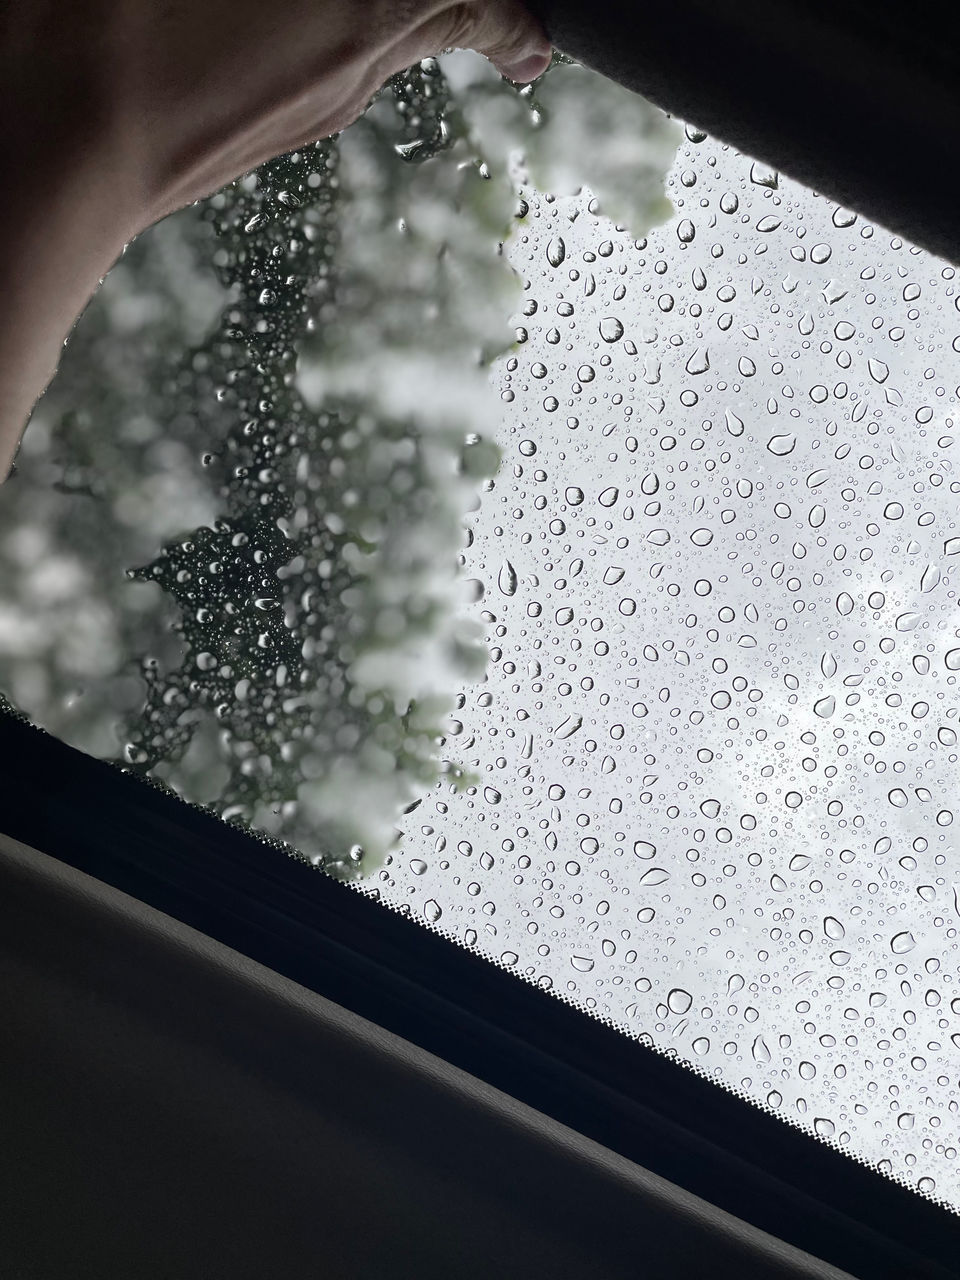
(0, 0, 552, 480)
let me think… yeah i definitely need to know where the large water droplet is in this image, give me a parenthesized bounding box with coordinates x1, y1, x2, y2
(546, 237, 566, 267)
(498, 561, 517, 596)
(767, 433, 796, 456)
(667, 988, 693, 1014)
(685, 348, 710, 375)
(752, 1036, 772, 1064)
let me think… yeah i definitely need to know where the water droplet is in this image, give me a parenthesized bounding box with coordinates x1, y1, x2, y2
(599, 316, 624, 343)
(546, 237, 566, 267)
(750, 162, 779, 188)
(638, 867, 670, 886)
(767, 433, 796, 456)
(891, 930, 917, 954)
(424, 899, 442, 922)
(498, 561, 518, 596)
(868, 358, 889, 384)
(554, 713, 583, 739)
(571, 955, 595, 973)
(752, 1036, 772, 1064)
(895, 611, 921, 631)
(667, 988, 693, 1014)
(685, 348, 710, 375)
(565, 486, 584, 506)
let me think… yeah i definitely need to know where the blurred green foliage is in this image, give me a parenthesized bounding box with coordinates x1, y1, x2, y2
(0, 53, 679, 879)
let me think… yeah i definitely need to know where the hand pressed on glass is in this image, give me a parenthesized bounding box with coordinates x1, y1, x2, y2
(0, 0, 552, 478)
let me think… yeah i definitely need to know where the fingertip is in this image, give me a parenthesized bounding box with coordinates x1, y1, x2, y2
(497, 46, 553, 83)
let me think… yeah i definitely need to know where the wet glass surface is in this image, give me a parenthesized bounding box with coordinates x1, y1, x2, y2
(1, 51, 958, 1210)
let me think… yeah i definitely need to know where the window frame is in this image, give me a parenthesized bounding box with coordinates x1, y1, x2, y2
(1, 705, 956, 1279)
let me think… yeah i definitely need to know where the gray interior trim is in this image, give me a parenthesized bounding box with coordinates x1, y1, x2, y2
(0, 831, 857, 1279)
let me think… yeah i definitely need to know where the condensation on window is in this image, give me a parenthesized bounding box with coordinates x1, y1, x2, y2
(366, 92, 960, 1206)
(1, 49, 958, 1212)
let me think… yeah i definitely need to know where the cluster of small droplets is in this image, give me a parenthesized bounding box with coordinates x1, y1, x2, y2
(368, 119, 960, 1208)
